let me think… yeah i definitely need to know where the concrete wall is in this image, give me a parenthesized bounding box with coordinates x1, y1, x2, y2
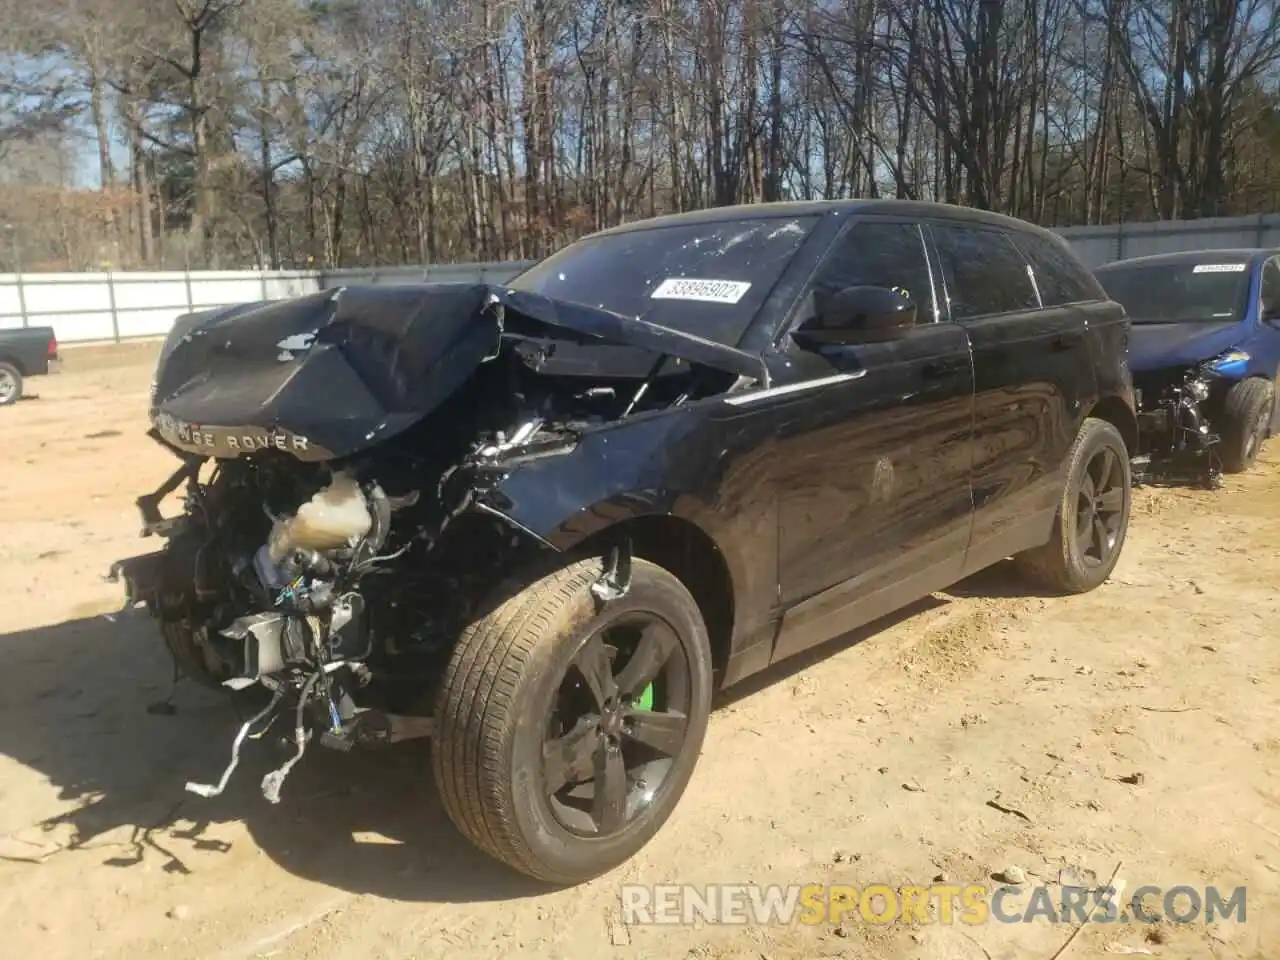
(7, 213, 1280, 343)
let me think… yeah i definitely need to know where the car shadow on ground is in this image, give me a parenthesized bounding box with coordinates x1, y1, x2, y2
(0, 560, 1043, 903)
(714, 559, 1049, 706)
(941, 558, 1061, 599)
(0, 609, 544, 904)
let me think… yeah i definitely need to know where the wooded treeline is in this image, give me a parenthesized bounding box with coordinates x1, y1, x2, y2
(3, 0, 1280, 271)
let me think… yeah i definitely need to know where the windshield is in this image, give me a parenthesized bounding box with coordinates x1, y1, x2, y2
(1095, 259, 1253, 324)
(507, 216, 819, 346)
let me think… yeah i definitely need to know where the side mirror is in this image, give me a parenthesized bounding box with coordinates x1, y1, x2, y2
(798, 285, 916, 346)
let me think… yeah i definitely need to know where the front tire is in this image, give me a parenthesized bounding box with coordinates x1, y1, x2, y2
(433, 556, 713, 885)
(1014, 417, 1132, 594)
(1219, 377, 1274, 474)
(160, 618, 237, 690)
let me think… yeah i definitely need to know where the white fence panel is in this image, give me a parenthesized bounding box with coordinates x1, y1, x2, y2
(0, 279, 23, 327)
(22, 276, 108, 311)
(0, 269, 326, 344)
(49, 311, 118, 341)
(108, 274, 189, 340)
(115, 306, 188, 339)
(263, 272, 319, 299)
(8, 274, 117, 341)
(189, 274, 272, 308)
(112, 276, 188, 309)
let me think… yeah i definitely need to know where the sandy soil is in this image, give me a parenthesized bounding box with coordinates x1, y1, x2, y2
(1, 349, 1277, 960)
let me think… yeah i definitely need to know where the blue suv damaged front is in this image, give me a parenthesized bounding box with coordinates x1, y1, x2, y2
(1095, 250, 1280, 486)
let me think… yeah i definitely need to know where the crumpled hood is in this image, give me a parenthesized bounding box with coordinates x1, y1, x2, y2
(1128, 321, 1244, 372)
(149, 282, 766, 462)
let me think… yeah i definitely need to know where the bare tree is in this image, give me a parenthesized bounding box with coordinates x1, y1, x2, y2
(5, 0, 1280, 270)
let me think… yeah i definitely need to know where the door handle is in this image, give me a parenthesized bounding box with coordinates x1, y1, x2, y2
(922, 359, 965, 379)
(1052, 331, 1084, 350)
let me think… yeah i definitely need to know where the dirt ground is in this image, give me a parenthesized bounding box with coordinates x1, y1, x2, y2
(1, 345, 1278, 960)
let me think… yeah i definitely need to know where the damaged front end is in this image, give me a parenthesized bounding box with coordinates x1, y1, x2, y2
(107, 282, 757, 804)
(109, 437, 549, 803)
(1130, 363, 1223, 489)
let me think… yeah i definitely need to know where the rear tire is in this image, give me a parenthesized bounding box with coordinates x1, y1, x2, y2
(0, 362, 23, 406)
(432, 556, 713, 885)
(1219, 377, 1273, 474)
(1013, 417, 1131, 594)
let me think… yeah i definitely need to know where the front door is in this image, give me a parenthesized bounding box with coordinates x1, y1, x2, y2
(769, 218, 976, 662)
(926, 221, 1099, 573)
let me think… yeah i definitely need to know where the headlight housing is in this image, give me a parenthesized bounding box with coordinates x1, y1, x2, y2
(1208, 349, 1250, 377)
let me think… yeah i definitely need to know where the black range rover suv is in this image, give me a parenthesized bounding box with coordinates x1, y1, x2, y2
(113, 200, 1137, 884)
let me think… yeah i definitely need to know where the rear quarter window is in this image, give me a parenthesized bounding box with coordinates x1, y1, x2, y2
(1013, 232, 1104, 306)
(929, 223, 1040, 319)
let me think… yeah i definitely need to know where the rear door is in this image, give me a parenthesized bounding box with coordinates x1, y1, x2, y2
(767, 217, 976, 661)
(926, 221, 1098, 574)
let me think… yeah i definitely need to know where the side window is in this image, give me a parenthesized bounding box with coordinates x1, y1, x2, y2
(809, 221, 938, 323)
(1014, 231, 1103, 306)
(930, 223, 1040, 319)
(1261, 257, 1280, 315)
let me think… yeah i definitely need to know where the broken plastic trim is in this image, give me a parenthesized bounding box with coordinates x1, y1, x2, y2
(220, 612, 291, 686)
(470, 500, 557, 548)
(342, 710, 436, 747)
(475, 417, 544, 460)
(591, 541, 634, 603)
(104, 551, 166, 608)
(475, 434, 583, 469)
(498, 288, 771, 387)
(135, 444, 203, 537)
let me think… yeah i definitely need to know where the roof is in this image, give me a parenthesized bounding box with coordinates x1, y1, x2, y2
(591, 199, 1066, 243)
(1095, 248, 1277, 271)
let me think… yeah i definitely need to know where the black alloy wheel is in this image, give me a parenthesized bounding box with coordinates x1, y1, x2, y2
(542, 611, 691, 838)
(1013, 416, 1132, 594)
(433, 556, 713, 885)
(1075, 444, 1126, 568)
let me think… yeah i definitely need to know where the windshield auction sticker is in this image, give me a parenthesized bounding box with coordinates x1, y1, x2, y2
(1191, 263, 1248, 273)
(651, 278, 753, 304)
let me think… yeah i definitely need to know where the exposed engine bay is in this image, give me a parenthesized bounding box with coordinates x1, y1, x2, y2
(1130, 363, 1223, 489)
(107, 282, 756, 803)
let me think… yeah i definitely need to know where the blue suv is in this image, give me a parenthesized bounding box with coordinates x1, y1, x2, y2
(1094, 249, 1280, 485)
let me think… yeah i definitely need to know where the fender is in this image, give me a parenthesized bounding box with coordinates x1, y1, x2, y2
(473, 400, 781, 651)
(1086, 387, 1139, 453)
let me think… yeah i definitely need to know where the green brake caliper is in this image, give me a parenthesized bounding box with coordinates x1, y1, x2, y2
(636, 683, 655, 711)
